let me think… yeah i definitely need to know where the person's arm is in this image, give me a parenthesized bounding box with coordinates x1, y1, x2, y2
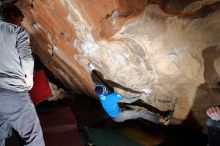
(120, 95, 140, 103)
(17, 27, 34, 90)
(119, 93, 148, 103)
(120, 88, 151, 103)
(207, 106, 220, 121)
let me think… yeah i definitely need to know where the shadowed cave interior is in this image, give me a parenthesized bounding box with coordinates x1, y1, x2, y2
(1, 0, 220, 145)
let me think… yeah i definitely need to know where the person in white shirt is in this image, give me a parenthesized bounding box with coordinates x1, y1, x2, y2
(0, 4, 45, 146)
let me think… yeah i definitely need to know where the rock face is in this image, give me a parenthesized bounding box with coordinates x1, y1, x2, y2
(14, 0, 220, 131)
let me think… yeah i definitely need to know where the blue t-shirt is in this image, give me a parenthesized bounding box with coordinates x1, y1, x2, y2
(99, 92, 123, 118)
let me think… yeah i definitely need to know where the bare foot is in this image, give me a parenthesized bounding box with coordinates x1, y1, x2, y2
(207, 106, 220, 121)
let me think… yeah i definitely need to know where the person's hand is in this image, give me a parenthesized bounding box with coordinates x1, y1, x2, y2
(88, 63, 96, 72)
(140, 93, 148, 100)
(140, 88, 151, 100)
(25, 76, 33, 90)
(140, 93, 148, 99)
(207, 106, 220, 121)
(24, 71, 33, 90)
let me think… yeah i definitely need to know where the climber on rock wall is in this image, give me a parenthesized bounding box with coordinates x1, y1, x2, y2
(88, 63, 172, 125)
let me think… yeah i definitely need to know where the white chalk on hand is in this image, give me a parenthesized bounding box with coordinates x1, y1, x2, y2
(141, 88, 151, 94)
(140, 88, 152, 100)
(88, 63, 96, 71)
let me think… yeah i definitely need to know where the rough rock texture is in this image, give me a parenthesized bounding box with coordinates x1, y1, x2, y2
(13, 0, 220, 131)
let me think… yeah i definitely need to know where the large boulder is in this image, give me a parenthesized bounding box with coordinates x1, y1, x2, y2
(14, 0, 220, 131)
